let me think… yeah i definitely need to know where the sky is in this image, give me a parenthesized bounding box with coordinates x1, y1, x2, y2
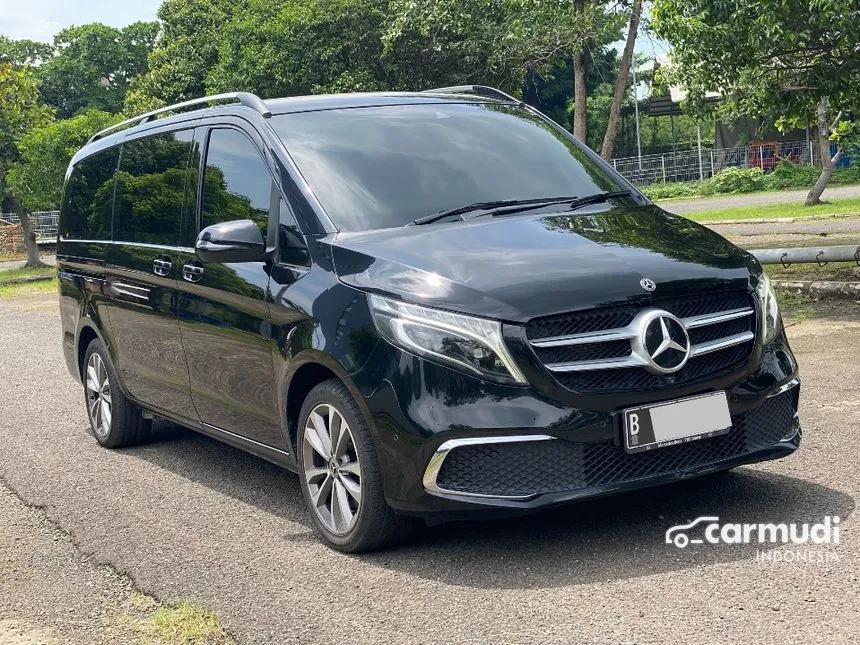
(0, 0, 161, 43)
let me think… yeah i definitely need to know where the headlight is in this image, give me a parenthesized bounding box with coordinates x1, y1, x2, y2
(368, 294, 527, 384)
(756, 273, 780, 343)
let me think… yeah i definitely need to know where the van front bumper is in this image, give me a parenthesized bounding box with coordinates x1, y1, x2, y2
(359, 332, 800, 521)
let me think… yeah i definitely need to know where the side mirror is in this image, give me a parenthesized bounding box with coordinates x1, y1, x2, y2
(195, 219, 266, 264)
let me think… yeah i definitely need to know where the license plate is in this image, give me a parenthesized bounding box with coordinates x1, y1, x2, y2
(623, 391, 732, 453)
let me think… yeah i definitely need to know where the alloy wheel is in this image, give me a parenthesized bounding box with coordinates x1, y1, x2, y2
(85, 353, 112, 439)
(302, 403, 362, 535)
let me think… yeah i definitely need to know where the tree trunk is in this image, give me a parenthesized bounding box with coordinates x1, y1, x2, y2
(10, 197, 45, 268)
(805, 98, 839, 206)
(600, 0, 642, 160)
(572, 49, 588, 142)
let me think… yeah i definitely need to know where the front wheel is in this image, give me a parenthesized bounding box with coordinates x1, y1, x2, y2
(297, 379, 415, 552)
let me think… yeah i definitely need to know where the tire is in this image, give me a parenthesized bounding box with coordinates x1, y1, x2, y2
(296, 378, 416, 552)
(82, 338, 151, 448)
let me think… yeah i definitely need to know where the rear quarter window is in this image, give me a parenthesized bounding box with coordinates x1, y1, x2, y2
(61, 147, 119, 240)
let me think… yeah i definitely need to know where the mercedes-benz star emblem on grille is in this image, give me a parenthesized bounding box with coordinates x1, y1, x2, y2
(631, 309, 691, 374)
(640, 277, 656, 292)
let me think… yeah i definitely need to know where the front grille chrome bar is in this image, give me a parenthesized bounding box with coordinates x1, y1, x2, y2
(544, 354, 648, 373)
(682, 307, 755, 329)
(529, 327, 635, 348)
(690, 331, 755, 357)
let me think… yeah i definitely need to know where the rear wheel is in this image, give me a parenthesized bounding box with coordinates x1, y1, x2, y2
(297, 379, 415, 552)
(83, 339, 151, 448)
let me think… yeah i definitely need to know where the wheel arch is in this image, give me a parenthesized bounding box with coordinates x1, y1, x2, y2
(282, 351, 377, 454)
(74, 318, 107, 382)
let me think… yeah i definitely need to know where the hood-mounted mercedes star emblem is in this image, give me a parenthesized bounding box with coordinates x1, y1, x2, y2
(640, 278, 656, 292)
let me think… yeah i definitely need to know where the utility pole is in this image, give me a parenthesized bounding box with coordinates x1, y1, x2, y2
(632, 63, 642, 170)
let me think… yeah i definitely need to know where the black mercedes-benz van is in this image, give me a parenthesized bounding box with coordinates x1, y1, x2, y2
(57, 87, 800, 552)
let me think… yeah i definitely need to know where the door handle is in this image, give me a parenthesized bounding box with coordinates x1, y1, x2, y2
(153, 257, 172, 276)
(183, 262, 204, 283)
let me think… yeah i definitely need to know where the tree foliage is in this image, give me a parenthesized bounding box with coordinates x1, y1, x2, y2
(7, 109, 118, 211)
(125, 0, 234, 112)
(0, 63, 52, 194)
(651, 0, 860, 203)
(208, 0, 392, 96)
(0, 62, 54, 266)
(38, 21, 158, 117)
(0, 36, 54, 67)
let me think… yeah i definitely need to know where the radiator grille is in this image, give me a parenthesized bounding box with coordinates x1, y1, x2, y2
(526, 290, 757, 393)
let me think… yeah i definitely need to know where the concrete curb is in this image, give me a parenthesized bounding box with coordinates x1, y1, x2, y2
(773, 280, 860, 300)
(703, 212, 859, 226)
(0, 275, 54, 286)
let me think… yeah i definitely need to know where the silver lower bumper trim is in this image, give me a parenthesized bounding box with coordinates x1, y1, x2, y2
(422, 435, 555, 500)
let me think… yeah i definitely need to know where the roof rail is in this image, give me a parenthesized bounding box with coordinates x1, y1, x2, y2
(421, 85, 520, 104)
(87, 92, 271, 144)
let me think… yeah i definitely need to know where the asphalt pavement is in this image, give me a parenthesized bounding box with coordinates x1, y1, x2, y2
(1, 292, 858, 644)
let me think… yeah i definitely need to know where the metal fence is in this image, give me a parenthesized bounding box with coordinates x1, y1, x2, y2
(0, 211, 60, 239)
(611, 140, 821, 187)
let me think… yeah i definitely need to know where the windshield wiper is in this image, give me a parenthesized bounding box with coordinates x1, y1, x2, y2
(563, 190, 633, 213)
(411, 196, 580, 226)
(410, 191, 633, 226)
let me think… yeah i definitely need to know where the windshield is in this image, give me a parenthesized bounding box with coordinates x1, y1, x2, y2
(271, 102, 624, 231)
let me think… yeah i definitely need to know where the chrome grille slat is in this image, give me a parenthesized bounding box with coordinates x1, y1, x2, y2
(682, 307, 754, 329)
(529, 327, 635, 348)
(544, 354, 648, 373)
(689, 331, 755, 357)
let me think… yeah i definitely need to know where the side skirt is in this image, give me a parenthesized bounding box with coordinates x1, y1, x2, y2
(133, 401, 296, 472)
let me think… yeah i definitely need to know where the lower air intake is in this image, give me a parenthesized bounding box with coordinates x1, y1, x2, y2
(434, 388, 797, 498)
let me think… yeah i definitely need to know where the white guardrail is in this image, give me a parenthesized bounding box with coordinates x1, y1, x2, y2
(750, 245, 860, 267)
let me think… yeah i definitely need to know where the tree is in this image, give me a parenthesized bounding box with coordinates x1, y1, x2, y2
(208, 0, 391, 96)
(651, 0, 860, 205)
(0, 63, 53, 267)
(600, 0, 642, 159)
(386, 0, 622, 142)
(7, 109, 117, 211)
(125, 0, 235, 112)
(38, 21, 158, 117)
(0, 36, 54, 67)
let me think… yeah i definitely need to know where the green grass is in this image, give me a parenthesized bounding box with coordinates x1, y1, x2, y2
(775, 290, 816, 320)
(0, 277, 57, 298)
(0, 265, 55, 283)
(687, 197, 860, 222)
(141, 602, 233, 645)
(764, 263, 859, 283)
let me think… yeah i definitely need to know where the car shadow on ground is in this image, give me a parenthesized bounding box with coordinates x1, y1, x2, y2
(129, 422, 854, 589)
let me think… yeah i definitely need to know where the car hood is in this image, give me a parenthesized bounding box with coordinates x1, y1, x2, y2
(331, 205, 757, 323)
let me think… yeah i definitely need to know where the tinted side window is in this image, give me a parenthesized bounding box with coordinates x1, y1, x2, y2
(61, 147, 119, 240)
(113, 130, 194, 246)
(201, 129, 271, 239)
